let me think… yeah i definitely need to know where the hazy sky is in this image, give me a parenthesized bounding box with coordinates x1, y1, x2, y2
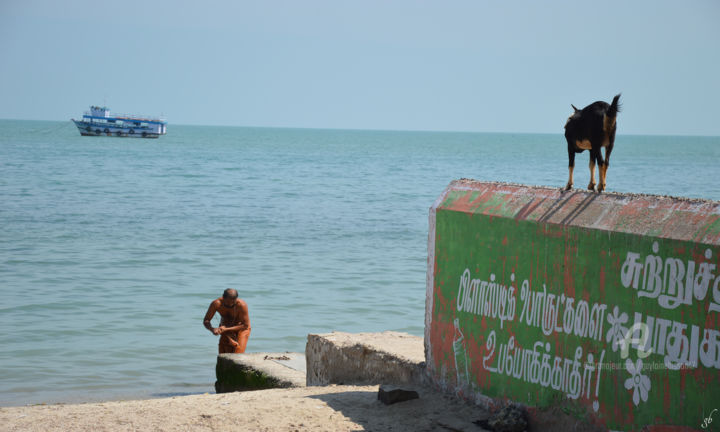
(1, 1, 718, 135)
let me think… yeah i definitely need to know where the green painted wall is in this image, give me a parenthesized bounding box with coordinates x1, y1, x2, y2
(426, 181, 720, 431)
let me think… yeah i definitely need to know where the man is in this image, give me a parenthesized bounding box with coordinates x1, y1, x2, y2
(203, 289, 251, 354)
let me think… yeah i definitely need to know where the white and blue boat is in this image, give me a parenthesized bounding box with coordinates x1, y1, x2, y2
(72, 106, 167, 138)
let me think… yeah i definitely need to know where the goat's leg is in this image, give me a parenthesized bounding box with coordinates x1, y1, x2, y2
(588, 151, 597, 191)
(600, 146, 612, 192)
(598, 162, 607, 192)
(566, 150, 575, 190)
(595, 148, 606, 193)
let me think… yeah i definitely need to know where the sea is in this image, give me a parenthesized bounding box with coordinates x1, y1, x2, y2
(1, 119, 718, 406)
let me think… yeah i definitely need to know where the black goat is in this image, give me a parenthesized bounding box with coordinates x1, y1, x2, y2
(564, 94, 621, 192)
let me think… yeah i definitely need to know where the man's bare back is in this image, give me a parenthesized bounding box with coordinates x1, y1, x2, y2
(203, 289, 251, 354)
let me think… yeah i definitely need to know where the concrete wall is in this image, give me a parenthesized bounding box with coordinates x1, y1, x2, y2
(215, 353, 305, 393)
(425, 180, 720, 431)
(306, 331, 424, 386)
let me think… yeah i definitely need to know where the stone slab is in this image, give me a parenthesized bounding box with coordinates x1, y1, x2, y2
(269, 353, 306, 373)
(215, 352, 305, 393)
(306, 331, 425, 386)
(377, 385, 420, 405)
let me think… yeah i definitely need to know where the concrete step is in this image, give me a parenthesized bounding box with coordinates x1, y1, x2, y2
(306, 331, 425, 386)
(215, 331, 425, 393)
(215, 352, 306, 393)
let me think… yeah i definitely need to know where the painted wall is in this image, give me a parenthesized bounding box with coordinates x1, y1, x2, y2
(425, 180, 720, 431)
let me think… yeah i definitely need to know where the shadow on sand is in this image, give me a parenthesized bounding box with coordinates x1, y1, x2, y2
(308, 386, 490, 432)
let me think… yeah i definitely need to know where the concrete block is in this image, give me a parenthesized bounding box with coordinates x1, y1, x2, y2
(306, 331, 425, 386)
(215, 352, 305, 393)
(377, 384, 420, 405)
(426, 180, 720, 431)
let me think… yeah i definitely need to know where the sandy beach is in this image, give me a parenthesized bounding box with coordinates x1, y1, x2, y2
(0, 384, 490, 432)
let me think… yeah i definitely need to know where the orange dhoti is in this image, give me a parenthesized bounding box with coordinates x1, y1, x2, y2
(218, 328, 251, 354)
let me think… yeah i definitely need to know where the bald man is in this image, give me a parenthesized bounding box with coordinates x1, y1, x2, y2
(203, 289, 251, 354)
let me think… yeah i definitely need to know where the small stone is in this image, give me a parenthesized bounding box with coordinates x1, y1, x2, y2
(377, 384, 419, 405)
(476, 404, 527, 432)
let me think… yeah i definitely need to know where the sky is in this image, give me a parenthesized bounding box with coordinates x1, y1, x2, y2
(0, 0, 718, 135)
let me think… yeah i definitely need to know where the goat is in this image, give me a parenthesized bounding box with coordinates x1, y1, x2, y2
(564, 94, 621, 192)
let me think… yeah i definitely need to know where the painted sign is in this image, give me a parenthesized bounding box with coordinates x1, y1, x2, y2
(425, 180, 720, 431)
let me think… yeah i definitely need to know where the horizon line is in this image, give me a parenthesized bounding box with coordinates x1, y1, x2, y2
(0, 117, 718, 138)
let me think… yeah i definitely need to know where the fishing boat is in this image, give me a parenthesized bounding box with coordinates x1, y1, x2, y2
(71, 106, 167, 138)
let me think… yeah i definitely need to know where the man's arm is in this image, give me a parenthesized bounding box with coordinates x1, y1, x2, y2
(218, 300, 250, 333)
(203, 300, 222, 335)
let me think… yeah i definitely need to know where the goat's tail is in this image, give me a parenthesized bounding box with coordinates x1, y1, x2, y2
(608, 93, 622, 118)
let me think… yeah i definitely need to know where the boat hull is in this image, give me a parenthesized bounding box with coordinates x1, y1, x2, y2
(72, 120, 163, 139)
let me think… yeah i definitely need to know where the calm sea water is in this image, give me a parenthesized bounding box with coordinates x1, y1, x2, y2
(1, 120, 718, 406)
